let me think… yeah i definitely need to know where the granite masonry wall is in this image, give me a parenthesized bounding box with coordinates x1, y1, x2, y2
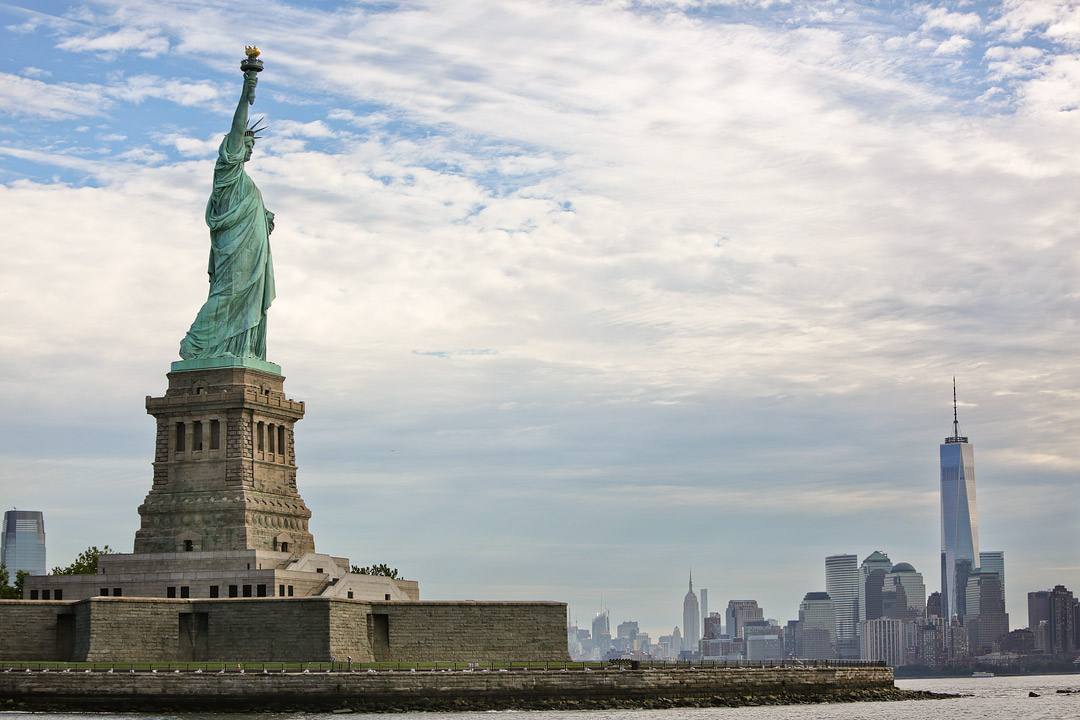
(369, 601, 572, 661)
(0, 597, 570, 663)
(0, 666, 900, 712)
(0, 602, 72, 661)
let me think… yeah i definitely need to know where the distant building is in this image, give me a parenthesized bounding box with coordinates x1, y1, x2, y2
(979, 551, 1005, 611)
(591, 609, 611, 658)
(704, 613, 723, 639)
(700, 588, 708, 638)
(615, 620, 639, 653)
(566, 623, 592, 660)
(1029, 585, 1077, 658)
(940, 382, 980, 623)
(881, 584, 907, 622)
(858, 550, 892, 622)
(914, 616, 950, 669)
(964, 570, 1008, 655)
(998, 628, 1035, 656)
(796, 592, 837, 659)
(682, 574, 700, 657)
(826, 553, 859, 658)
(742, 619, 782, 659)
(860, 618, 906, 667)
(926, 591, 942, 618)
(726, 599, 763, 639)
(701, 634, 740, 661)
(885, 562, 926, 620)
(746, 634, 783, 660)
(1, 510, 46, 576)
(948, 618, 971, 662)
(657, 634, 675, 659)
(1028, 589, 1052, 634)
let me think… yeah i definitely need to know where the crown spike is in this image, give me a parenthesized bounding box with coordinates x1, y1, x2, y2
(246, 116, 267, 137)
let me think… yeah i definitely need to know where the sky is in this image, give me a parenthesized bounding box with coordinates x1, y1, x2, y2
(1, 0, 1079, 641)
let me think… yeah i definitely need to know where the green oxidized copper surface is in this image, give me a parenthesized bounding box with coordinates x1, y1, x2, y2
(171, 357, 282, 374)
(178, 54, 278, 375)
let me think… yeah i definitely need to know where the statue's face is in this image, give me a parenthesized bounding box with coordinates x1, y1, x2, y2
(243, 135, 255, 162)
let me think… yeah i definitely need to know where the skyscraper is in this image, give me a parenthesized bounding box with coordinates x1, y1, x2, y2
(858, 550, 892, 622)
(1, 510, 46, 576)
(700, 588, 708, 638)
(726, 599, 763, 639)
(885, 562, 926, 620)
(964, 569, 1007, 655)
(979, 551, 1005, 611)
(797, 591, 837, 659)
(940, 381, 979, 623)
(591, 609, 611, 657)
(1029, 585, 1077, 658)
(682, 573, 700, 656)
(825, 554, 858, 640)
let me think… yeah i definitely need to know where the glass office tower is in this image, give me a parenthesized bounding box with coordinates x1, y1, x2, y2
(940, 383, 979, 623)
(1, 510, 46, 576)
(825, 554, 859, 642)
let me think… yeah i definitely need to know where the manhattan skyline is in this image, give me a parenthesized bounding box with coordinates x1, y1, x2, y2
(1, 1, 1080, 640)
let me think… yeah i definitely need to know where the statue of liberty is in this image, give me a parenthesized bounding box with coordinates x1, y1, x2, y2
(180, 48, 276, 362)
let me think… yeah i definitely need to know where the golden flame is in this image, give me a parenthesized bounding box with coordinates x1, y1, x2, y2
(245, 46, 261, 59)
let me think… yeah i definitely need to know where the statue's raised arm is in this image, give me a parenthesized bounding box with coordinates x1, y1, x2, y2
(227, 72, 258, 150)
(178, 48, 276, 365)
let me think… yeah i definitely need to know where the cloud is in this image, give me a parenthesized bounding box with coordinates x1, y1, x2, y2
(985, 44, 1045, 79)
(272, 119, 336, 139)
(921, 7, 982, 34)
(0, 72, 110, 119)
(104, 75, 221, 106)
(934, 34, 973, 55)
(992, 0, 1080, 46)
(57, 26, 170, 58)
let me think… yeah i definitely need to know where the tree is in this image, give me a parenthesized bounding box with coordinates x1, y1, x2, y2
(350, 563, 400, 578)
(51, 545, 114, 575)
(0, 563, 17, 599)
(0, 564, 28, 599)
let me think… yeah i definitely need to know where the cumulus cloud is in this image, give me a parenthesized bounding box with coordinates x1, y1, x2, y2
(921, 6, 982, 34)
(985, 44, 1045, 79)
(934, 34, 973, 55)
(272, 119, 336, 138)
(992, 0, 1080, 45)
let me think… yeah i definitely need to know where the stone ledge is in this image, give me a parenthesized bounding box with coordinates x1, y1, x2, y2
(0, 667, 936, 713)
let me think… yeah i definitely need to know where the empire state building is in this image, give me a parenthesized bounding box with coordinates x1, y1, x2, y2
(940, 381, 980, 623)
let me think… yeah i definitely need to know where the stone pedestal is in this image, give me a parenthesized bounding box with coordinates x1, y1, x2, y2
(135, 366, 315, 556)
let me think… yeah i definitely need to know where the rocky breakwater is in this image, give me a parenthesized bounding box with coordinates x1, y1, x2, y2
(0, 665, 946, 712)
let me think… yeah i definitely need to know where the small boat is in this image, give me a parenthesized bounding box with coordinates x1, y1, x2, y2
(972, 671, 995, 678)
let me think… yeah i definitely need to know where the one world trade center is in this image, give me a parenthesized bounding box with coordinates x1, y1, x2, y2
(940, 380, 979, 623)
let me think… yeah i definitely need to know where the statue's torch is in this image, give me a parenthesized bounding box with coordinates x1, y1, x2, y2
(241, 46, 263, 104)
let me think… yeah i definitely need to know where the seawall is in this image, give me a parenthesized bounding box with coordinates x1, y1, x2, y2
(0, 666, 925, 712)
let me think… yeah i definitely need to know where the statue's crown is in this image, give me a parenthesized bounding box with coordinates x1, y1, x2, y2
(245, 117, 267, 138)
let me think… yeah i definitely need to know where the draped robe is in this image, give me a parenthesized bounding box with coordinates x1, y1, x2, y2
(180, 136, 275, 360)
